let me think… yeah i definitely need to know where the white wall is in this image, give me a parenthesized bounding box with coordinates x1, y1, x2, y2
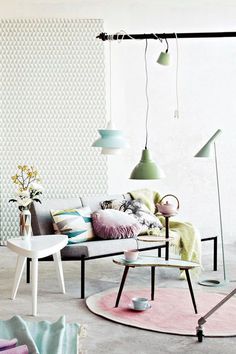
(1, 0, 236, 242)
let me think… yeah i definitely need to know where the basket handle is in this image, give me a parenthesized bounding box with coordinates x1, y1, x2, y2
(159, 194, 180, 210)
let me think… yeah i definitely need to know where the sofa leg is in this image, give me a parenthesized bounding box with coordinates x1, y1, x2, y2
(201, 236, 218, 271)
(81, 257, 85, 299)
(26, 258, 31, 283)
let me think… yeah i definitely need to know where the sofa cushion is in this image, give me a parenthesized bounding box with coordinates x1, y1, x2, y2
(51, 207, 95, 244)
(100, 198, 162, 233)
(69, 238, 152, 258)
(31, 198, 83, 235)
(92, 209, 142, 239)
(81, 194, 131, 212)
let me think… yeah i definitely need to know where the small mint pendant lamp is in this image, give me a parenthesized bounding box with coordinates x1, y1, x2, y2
(92, 41, 128, 155)
(130, 39, 164, 180)
(157, 38, 170, 66)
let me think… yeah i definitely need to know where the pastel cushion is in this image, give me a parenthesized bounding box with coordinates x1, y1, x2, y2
(100, 198, 162, 233)
(100, 199, 124, 211)
(92, 209, 142, 239)
(51, 207, 95, 244)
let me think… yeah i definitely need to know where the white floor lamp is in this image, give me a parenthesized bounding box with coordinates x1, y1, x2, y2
(195, 129, 227, 287)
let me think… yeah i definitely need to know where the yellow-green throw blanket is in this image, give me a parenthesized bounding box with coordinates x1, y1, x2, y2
(130, 189, 201, 278)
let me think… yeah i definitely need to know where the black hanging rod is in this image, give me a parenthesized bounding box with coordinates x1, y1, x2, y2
(97, 31, 236, 41)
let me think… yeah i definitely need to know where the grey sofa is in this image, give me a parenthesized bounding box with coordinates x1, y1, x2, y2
(29, 193, 166, 298)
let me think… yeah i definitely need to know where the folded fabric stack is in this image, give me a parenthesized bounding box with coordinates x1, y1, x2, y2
(0, 316, 80, 354)
(0, 339, 28, 353)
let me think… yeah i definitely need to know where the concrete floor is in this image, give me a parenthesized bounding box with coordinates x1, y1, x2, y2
(0, 242, 236, 354)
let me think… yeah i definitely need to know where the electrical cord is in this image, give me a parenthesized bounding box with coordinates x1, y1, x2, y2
(174, 32, 179, 119)
(109, 30, 150, 146)
(144, 39, 149, 149)
(108, 40, 112, 123)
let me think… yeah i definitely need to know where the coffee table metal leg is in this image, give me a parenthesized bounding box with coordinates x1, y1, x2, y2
(11, 256, 26, 300)
(32, 258, 38, 316)
(185, 269, 198, 314)
(151, 266, 155, 301)
(115, 266, 129, 308)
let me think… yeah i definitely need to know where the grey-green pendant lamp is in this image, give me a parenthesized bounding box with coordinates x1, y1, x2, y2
(130, 39, 165, 180)
(130, 149, 165, 179)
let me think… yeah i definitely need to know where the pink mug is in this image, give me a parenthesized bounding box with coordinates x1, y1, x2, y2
(124, 249, 139, 262)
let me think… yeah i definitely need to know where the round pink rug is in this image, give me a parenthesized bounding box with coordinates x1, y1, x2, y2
(86, 287, 236, 337)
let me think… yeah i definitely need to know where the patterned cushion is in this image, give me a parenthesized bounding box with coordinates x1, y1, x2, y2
(92, 209, 142, 239)
(51, 207, 95, 244)
(100, 198, 162, 233)
(100, 199, 124, 211)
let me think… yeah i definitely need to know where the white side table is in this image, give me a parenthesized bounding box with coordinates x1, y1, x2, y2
(7, 235, 68, 316)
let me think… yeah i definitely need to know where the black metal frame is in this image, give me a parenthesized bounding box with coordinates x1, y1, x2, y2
(97, 31, 236, 41)
(201, 236, 218, 271)
(26, 236, 217, 299)
(26, 244, 163, 298)
(114, 265, 198, 314)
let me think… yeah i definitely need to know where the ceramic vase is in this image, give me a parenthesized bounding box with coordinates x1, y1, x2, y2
(19, 209, 31, 240)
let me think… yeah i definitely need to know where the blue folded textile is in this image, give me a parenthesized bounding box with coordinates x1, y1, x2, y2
(0, 316, 79, 354)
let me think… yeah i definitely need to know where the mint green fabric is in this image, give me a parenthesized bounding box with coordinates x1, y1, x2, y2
(0, 316, 79, 354)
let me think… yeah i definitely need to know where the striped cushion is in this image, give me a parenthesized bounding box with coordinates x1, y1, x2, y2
(51, 207, 95, 244)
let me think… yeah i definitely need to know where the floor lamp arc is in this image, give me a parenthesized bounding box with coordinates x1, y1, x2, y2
(195, 129, 227, 287)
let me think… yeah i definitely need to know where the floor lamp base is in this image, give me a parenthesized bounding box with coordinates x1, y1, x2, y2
(198, 279, 228, 287)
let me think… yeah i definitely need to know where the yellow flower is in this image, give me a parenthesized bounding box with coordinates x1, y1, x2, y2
(11, 175, 19, 183)
(18, 165, 22, 170)
(27, 171, 33, 178)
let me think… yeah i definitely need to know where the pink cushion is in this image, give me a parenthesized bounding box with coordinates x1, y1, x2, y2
(92, 209, 142, 239)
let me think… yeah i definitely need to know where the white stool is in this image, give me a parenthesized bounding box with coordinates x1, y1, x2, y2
(7, 235, 67, 316)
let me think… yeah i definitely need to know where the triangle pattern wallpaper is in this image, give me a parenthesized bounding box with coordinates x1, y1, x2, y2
(0, 19, 108, 242)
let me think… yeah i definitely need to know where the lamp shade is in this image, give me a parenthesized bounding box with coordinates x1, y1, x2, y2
(130, 149, 165, 180)
(101, 148, 122, 155)
(157, 51, 170, 66)
(195, 129, 222, 158)
(92, 129, 128, 149)
(92, 121, 129, 154)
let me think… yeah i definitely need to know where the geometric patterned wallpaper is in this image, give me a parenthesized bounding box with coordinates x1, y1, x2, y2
(0, 19, 108, 242)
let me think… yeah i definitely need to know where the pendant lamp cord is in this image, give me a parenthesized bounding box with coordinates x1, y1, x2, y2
(174, 32, 180, 119)
(108, 30, 137, 125)
(109, 40, 112, 123)
(144, 38, 149, 149)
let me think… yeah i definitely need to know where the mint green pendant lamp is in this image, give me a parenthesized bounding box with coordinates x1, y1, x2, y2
(130, 149, 165, 179)
(130, 39, 165, 180)
(92, 41, 128, 155)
